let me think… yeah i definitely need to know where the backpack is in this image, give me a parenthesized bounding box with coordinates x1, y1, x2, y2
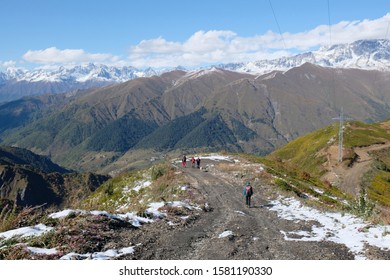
(245, 185, 252, 196)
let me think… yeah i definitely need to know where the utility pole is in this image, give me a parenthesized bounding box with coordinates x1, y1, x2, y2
(332, 107, 350, 163)
(337, 107, 344, 163)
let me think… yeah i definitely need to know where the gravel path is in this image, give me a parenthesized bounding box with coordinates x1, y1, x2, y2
(128, 160, 355, 260)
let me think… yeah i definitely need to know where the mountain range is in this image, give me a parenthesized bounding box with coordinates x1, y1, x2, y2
(220, 39, 390, 73)
(1, 62, 390, 173)
(0, 64, 160, 102)
(1, 39, 390, 102)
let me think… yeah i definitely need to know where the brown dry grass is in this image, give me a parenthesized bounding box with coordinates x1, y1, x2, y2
(378, 209, 390, 225)
(218, 163, 241, 173)
(0, 204, 37, 232)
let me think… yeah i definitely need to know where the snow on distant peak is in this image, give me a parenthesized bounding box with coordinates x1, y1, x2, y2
(2, 39, 390, 86)
(188, 67, 222, 78)
(220, 39, 390, 74)
(1, 63, 158, 83)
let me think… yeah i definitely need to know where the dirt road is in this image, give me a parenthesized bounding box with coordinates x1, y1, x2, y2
(129, 160, 355, 260)
(334, 143, 390, 196)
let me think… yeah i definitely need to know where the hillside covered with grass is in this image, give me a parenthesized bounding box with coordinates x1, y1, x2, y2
(265, 119, 390, 212)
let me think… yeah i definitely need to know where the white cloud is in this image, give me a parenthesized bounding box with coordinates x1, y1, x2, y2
(15, 13, 390, 69)
(22, 47, 124, 67)
(127, 31, 277, 68)
(128, 13, 390, 68)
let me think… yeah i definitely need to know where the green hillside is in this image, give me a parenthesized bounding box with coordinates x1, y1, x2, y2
(266, 119, 390, 210)
(266, 123, 338, 177)
(88, 114, 158, 152)
(136, 109, 207, 150)
(267, 121, 390, 176)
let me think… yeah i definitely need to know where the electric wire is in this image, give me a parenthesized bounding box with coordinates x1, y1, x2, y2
(327, 0, 332, 45)
(268, 0, 287, 49)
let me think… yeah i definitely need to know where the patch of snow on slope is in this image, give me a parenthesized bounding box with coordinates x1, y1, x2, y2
(27, 246, 58, 255)
(269, 197, 390, 259)
(49, 209, 86, 219)
(218, 230, 234, 238)
(48, 200, 200, 227)
(0, 224, 53, 240)
(133, 180, 152, 192)
(60, 246, 136, 260)
(49, 208, 153, 227)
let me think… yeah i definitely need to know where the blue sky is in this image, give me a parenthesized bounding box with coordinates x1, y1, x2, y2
(1, 0, 390, 69)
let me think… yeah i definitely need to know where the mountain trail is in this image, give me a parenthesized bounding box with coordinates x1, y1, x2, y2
(323, 142, 390, 196)
(129, 159, 356, 259)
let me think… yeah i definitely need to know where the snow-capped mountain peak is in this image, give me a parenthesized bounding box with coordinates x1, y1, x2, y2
(2, 39, 390, 103)
(2, 63, 158, 83)
(2, 39, 390, 83)
(219, 39, 390, 74)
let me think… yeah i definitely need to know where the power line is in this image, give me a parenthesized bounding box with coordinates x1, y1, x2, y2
(327, 0, 337, 111)
(327, 0, 332, 45)
(332, 108, 344, 162)
(268, 0, 286, 49)
(327, 0, 344, 162)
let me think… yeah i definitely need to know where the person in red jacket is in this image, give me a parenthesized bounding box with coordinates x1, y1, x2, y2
(182, 155, 187, 168)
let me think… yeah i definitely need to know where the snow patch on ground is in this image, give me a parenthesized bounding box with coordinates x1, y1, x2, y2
(235, 210, 246, 216)
(133, 180, 152, 192)
(0, 198, 199, 259)
(60, 246, 136, 260)
(28, 246, 58, 255)
(0, 224, 53, 240)
(218, 230, 234, 238)
(201, 154, 233, 161)
(47, 200, 200, 228)
(49, 209, 85, 219)
(175, 154, 233, 164)
(269, 196, 390, 259)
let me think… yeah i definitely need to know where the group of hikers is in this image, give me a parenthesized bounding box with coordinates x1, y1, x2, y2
(182, 155, 201, 169)
(181, 154, 255, 208)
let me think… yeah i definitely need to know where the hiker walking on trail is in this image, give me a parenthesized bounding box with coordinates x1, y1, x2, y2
(243, 182, 253, 207)
(182, 155, 187, 168)
(191, 157, 195, 168)
(196, 157, 201, 169)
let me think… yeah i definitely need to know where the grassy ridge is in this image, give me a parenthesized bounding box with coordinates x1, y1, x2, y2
(368, 148, 390, 207)
(265, 119, 390, 212)
(266, 123, 338, 177)
(343, 121, 390, 148)
(268, 121, 390, 177)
